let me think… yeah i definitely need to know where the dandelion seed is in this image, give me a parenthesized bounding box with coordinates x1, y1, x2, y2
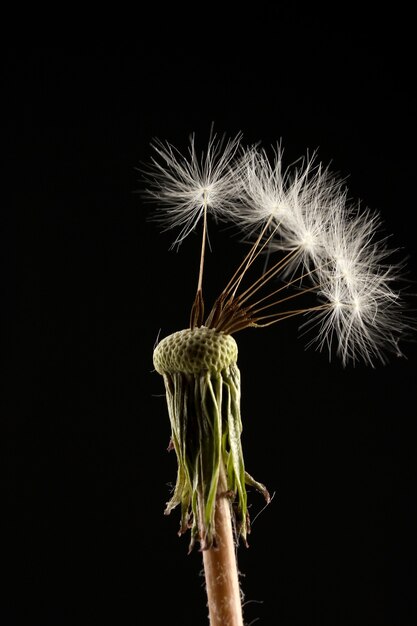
(296, 199, 411, 366)
(142, 130, 245, 248)
(238, 144, 345, 274)
(305, 250, 407, 366)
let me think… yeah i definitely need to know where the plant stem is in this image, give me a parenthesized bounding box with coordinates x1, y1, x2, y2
(202, 463, 244, 626)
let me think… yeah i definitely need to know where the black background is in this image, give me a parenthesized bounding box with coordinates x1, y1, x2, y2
(3, 11, 417, 626)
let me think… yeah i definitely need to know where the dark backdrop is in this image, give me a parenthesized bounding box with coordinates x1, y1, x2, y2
(3, 12, 417, 626)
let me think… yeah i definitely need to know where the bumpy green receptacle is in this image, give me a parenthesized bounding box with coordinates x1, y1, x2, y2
(153, 326, 269, 551)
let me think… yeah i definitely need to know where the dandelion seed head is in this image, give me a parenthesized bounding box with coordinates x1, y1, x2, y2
(142, 130, 244, 247)
(144, 132, 415, 366)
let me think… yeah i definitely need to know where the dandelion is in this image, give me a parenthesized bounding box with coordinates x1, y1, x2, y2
(144, 132, 413, 626)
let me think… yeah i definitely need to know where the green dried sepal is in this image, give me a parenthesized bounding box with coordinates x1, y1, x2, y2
(154, 328, 269, 551)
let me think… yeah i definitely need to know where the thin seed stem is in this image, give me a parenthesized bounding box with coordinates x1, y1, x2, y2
(205, 222, 296, 330)
(228, 217, 276, 299)
(220, 303, 330, 334)
(231, 248, 299, 306)
(218, 217, 274, 301)
(248, 285, 318, 316)
(244, 258, 334, 314)
(254, 303, 329, 325)
(190, 201, 208, 328)
(197, 200, 208, 294)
